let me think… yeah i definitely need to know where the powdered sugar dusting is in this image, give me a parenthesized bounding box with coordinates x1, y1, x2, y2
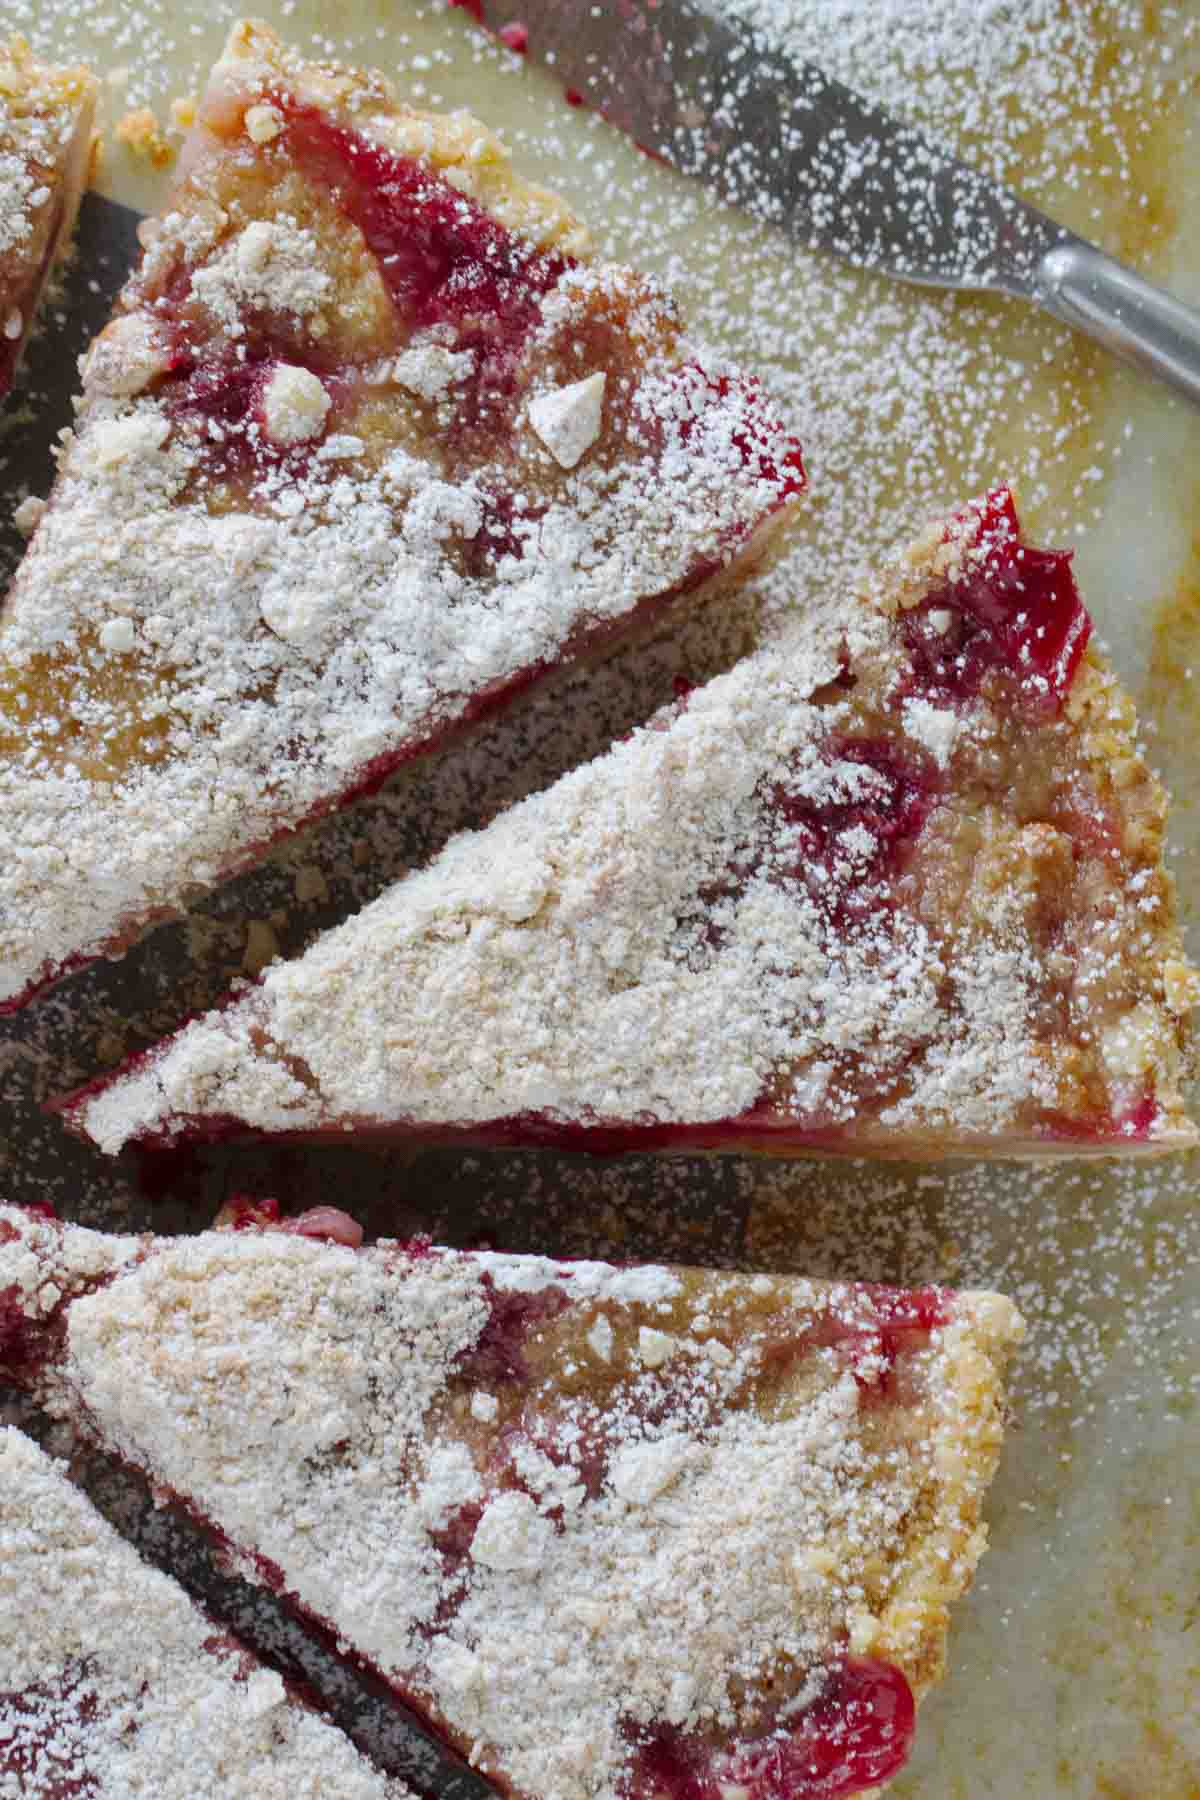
(0, 45, 78, 257)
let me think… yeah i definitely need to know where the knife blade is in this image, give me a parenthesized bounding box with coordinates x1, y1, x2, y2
(450, 0, 1200, 407)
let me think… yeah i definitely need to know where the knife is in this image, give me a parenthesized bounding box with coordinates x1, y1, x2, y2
(449, 0, 1200, 408)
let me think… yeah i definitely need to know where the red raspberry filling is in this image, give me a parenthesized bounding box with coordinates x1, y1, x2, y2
(776, 736, 937, 922)
(164, 348, 341, 480)
(0, 1667, 101, 1798)
(631, 1657, 916, 1800)
(158, 95, 804, 506)
(158, 92, 572, 481)
(453, 1278, 569, 1385)
(681, 367, 806, 501)
(759, 1287, 950, 1402)
(277, 97, 569, 401)
(216, 1195, 364, 1246)
(901, 489, 1089, 714)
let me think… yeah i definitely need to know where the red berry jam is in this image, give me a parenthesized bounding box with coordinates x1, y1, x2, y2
(279, 98, 569, 399)
(846, 1285, 951, 1397)
(681, 366, 806, 502)
(1038, 1089, 1161, 1145)
(163, 348, 340, 482)
(630, 1658, 915, 1800)
(0, 1668, 101, 1798)
(428, 1499, 486, 1573)
(1116, 1093, 1160, 1139)
(162, 95, 575, 482)
(453, 1278, 569, 1385)
(498, 21, 529, 53)
(0, 1284, 36, 1369)
(759, 1287, 950, 1403)
(775, 735, 936, 923)
(900, 488, 1089, 715)
(494, 1406, 613, 1506)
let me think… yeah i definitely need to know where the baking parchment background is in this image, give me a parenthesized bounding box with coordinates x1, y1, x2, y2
(1, 3, 1198, 1796)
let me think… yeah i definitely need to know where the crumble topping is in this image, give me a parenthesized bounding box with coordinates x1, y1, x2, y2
(528, 370, 607, 468)
(189, 218, 333, 329)
(0, 1428, 408, 1799)
(0, 47, 68, 259)
(0, 1208, 1023, 1800)
(73, 491, 1196, 1156)
(0, 20, 803, 1010)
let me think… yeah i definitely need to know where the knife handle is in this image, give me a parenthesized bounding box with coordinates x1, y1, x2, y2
(1035, 240, 1200, 409)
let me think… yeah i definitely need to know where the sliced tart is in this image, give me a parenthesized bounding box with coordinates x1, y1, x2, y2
(0, 1199, 1024, 1800)
(0, 40, 96, 400)
(66, 488, 1198, 1158)
(0, 20, 804, 1012)
(0, 1425, 409, 1798)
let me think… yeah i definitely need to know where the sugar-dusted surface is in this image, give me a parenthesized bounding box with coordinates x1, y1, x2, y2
(0, 1207, 1022, 1800)
(1, 2, 1199, 1796)
(0, 40, 96, 395)
(0, 1426, 409, 1798)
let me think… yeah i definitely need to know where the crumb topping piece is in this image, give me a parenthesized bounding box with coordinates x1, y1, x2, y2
(0, 1204, 1023, 1800)
(0, 1428, 409, 1798)
(0, 19, 803, 1013)
(70, 489, 1196, 1159)
(528, 370, 607, 468)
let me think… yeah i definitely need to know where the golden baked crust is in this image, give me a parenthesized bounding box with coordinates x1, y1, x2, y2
(0, 1202, 1023, 1800)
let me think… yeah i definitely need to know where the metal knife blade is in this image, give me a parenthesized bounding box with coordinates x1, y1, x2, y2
(459, 0, 1056, 294)
(453, 0, 1200, 407)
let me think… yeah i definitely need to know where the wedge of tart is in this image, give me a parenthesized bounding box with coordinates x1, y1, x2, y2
(0, 20, 804, 1013)
(0, 40, 96, 400)
(67, 488, 1198, 1158)
(0, 1199, 1024, 1800)
(0, 1425, 410, 1798)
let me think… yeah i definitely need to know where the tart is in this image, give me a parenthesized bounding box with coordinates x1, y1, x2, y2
(0, 1199, 1024, 1800)
(0, 40, 96, 400)
(0, 19, 804, 1012)
(0, 1425, 409, 1798)
(66, 487, 1198, 1158)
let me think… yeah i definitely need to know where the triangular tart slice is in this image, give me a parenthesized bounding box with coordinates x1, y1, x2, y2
(0, 1425, 410, 1798)
(0, 38, 96, 398)
(68, 488, 1197, 1157)
(0, 1200, 1024, 1800)
(0, 20, 803, 1010)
